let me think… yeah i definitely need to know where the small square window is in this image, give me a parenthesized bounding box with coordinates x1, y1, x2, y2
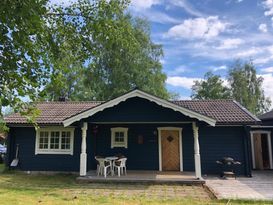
(111, 128, 128, 148)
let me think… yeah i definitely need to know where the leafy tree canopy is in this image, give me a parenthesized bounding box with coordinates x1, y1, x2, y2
(43, 0, 169, 101)
(0, 0, 50, 131)
(191, 60, 271, 115)
(228, 60, 271, 115)
(191, 72, 231, 100)
(0, 0, 170, 131)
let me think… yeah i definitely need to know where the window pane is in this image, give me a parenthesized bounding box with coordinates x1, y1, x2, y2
(39, 131, 49, 150)
(50, 131, 60, 149)
(61, 131, 71, 150)
(115, 132, 124, 143)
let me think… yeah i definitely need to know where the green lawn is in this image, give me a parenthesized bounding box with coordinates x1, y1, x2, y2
(0, 164, 272, 205)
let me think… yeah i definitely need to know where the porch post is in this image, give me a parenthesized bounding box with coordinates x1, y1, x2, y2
(192, 122, 202, 179)
(80, 122, 88, 176)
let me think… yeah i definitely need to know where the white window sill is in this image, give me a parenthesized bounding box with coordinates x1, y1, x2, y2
(35, 150, 73, 155)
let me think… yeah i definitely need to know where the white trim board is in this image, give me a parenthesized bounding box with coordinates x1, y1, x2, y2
(250, 130, 273, 169)
(63, 89, 216, 127)
(157, 127, 183, 172)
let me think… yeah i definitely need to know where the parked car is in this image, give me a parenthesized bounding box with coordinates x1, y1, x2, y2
(0, 144, 6, 154)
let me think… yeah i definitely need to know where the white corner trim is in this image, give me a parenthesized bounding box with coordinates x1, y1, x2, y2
(267, 134, 273, 169)
(111, 127, 128, 148)
(250, 132, 256, 169)
(63, 89, 216, 127)
(35, 127, 75, 155)
(157, 127, 183, 172)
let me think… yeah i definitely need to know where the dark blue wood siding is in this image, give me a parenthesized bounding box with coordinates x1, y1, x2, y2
(7, 124, 249, 175)
(199, 126, 246, 175)
(8, 127, 82, 172)
(90, 124, 160, 170)
(88, 97, 194, 122)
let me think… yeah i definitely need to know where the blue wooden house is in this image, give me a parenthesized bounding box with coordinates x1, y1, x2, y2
(4, 89, 263, 179)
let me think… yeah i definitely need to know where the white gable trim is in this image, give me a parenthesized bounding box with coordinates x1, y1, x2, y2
(63, 89, 216, 127)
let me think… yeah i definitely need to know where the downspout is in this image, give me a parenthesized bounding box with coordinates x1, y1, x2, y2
(243, 125, 252, 177)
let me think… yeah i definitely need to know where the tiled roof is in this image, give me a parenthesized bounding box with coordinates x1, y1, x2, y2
(259, 110, 273, 120)
(4, 101, 101, 125)
(5, 99, 259, 125)
(172, 99, 259, 124)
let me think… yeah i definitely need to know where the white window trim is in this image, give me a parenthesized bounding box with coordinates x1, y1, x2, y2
(35, 127, 75, 155)
(111, 127, 128, 148)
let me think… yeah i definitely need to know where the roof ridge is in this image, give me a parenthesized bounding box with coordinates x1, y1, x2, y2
(172, 99, 234, 102)
(232, 100, 261, 122)
(36, 101, 104, 104)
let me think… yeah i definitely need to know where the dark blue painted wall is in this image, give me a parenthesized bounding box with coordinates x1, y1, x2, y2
(7, 127, 82, 172)
(199, 126, 246, 175)
(89, 124, 160, 170)
(7, 124, 248, 175)
(88, 97, 194, 122)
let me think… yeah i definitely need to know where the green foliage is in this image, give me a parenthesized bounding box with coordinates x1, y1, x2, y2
(191, 60, 271, 115)
(0, 0, 170, 131)
(228, 60, 271, 115)
(43, 0, 169, 101)
(0, 0, 50, 131)
(191, 72, 231, 100)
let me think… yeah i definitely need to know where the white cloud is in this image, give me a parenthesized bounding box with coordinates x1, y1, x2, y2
(146, 10, 182, 24)
(212, 65, 227, 71)
(261, 66, 273, 73)
(254, 56, 273, 64)
(169, 0, 204, 17)
(236, 47, 262, 57)
(131, 0, 161, 10)
(259, 23, 268, 33)
(166, 16, 228, 39)
(263, 0, 273, 16)
(216, 38, 244, 50)
(237, 0, 243, 2)
(179, 95, 191, 100)
(167, 65, 189, 75)
(166, 76, 200, 89)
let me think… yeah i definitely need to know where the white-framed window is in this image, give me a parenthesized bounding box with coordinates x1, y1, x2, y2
(35, 127, 74, 155)
(111, 127, 128, 148)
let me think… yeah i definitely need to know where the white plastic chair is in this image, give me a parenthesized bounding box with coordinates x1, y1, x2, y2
(95, 157, 111, 178)
(113, 158, 127, 177)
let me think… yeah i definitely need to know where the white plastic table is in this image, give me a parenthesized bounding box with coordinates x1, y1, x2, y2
(105, 156, 118, 176)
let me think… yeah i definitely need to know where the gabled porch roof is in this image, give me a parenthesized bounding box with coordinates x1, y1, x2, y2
(63, 89, 217, 127)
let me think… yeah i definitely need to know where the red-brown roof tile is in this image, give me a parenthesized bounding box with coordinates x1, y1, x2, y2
(4, 101, 101, 125)
(4, 99, 259, 125)
(172, 99, 259, 124)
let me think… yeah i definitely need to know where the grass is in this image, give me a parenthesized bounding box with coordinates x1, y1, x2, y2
(0, 164, 272, 205)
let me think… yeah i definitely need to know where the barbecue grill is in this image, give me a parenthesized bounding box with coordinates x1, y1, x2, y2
(216, 157, 241, 179)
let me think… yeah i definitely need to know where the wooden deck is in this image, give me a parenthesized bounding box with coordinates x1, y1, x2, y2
(77, 170, 204, 185)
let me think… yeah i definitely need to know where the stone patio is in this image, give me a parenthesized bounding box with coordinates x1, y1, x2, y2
(205, 171, 273, 201)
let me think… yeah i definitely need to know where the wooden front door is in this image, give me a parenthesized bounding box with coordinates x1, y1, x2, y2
(161, 130, 180, 171)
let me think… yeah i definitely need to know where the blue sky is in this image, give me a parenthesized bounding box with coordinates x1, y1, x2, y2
(51, 0, 273, 101)
(129, 0, 273, 101)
